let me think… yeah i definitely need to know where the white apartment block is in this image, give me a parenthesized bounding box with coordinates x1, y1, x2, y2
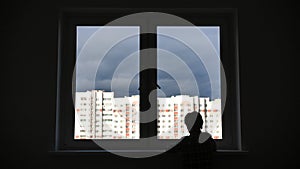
(172, 95, 195, 138)
(204, 99, 222, 139)
(112, 96, 139, 139)
(74, 90, 139, 139)
(75, 90, 222, 140)
(74, 91, 93, 139)
(102, 92, 114, 139)
(94, 90, 103, 139)
(112, 97, 127, 139)
(158, 96, 222, 139)
(158, 95, 196, 139)
(127, 95, 140, 139)
(157, 98, 175, 139)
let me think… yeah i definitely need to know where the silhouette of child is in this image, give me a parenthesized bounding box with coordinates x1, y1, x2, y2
(169, 111, 216, 169)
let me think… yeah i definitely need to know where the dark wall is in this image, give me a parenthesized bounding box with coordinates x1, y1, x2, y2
(1, 1, 297, 169)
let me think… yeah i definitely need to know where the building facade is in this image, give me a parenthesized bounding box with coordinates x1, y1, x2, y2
(204, 99, 222, 139)
(157, 96, 222, 139)
(75, 90, 221, 140)
(74, 90, 139, 139)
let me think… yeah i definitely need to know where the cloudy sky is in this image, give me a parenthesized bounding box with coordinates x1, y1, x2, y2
(76, 26, 220, 99)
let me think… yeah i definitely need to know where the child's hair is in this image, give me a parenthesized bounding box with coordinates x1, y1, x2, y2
(184, 111, 203, 131)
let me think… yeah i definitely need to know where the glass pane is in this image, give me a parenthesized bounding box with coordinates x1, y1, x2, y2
(157, 26, 222, 139)
(74, 26, 140, 139)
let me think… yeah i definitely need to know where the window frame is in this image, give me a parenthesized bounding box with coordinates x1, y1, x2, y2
(54, 8, 242, 152)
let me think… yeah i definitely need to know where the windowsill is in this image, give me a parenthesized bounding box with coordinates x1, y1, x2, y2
(49, 149, 166, 155)
(49, 149, 248, 155)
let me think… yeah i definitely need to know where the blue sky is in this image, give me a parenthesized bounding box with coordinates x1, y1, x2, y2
(76, 26, 220, 99)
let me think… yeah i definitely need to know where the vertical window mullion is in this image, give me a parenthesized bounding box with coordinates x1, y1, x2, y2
(139, 32, 158, 138)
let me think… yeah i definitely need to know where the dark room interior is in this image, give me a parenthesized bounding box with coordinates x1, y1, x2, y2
(1, 0, 297, 168)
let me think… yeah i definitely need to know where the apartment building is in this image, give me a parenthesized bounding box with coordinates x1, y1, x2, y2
(158, 96, 222, 139)
(75, 90, 221, 140)
(205, 99, 222, 139)
(74, 91, 92, 139)
(157, 97, 175, 139)
(74, 90, 140, 139)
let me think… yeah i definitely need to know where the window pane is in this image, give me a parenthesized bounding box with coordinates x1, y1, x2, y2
(74, 26, 140, 139)
(157, 26, 222, 140)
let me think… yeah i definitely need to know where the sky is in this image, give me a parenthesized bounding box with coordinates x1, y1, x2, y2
(76, 26, 221, 99)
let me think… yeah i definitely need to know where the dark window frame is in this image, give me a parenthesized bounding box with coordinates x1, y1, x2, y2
(54, 8, 243, 152)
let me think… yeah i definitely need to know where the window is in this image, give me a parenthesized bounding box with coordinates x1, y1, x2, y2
(55, 8, 241, 152)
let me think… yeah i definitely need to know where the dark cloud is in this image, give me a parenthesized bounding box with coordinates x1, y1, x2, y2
(76, 26, 221, 99)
